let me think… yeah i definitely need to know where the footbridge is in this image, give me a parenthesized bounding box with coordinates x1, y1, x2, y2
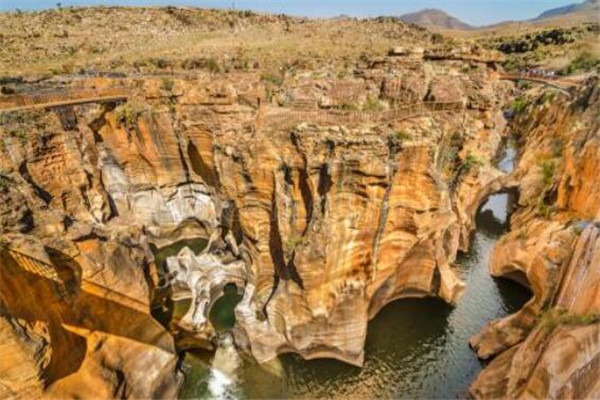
(5, 248, 147, 312)
(2, 247, 174, 352)
(0, 87, 129, 113)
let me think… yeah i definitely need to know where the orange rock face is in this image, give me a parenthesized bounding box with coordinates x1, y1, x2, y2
(470, 83, 600, 399)
(4, 66, 597, 400)
(215, 126, 467, 365)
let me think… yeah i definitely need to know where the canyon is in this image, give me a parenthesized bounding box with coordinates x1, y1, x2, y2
(0, 6, 599, 400)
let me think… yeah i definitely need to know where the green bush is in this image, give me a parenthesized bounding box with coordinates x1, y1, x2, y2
(502, 58, 525, 73)
(394, 130, 412, 141)
(205, 57, 222, 74)
(161, 78, 174, 92)
(150, 57, 171, 69)
(461, 154, 484, 173)
(539, 309, 600, 332)
(511, 97, 528, 113)
(559, 52, 600, 76)
(540, 160, 555, 187)
(6, 127, 29, 145)
(339, 102, 359, 110)
(0, 170, 10, 190)
(286, 236, 303, 250)
(431, 33, 444, 44)
(260, 71, 284, 87)
(115, 103, 142, 128)
(364, 95, 384, 111)
(133, 59, 149, 70)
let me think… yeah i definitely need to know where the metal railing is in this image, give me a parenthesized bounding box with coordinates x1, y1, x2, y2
(5, 248, 70, 298)
(4, 247, 147, 311)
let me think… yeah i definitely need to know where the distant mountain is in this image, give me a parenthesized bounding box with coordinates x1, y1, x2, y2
(534, 0, 599, 20)
(398, 8, 473, 30)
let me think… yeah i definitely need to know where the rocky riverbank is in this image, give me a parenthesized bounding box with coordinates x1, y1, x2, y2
(0, 8, 598, 399)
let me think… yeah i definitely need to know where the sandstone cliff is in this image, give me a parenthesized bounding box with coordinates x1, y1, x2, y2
(1, 57, 512, 397)
(470, 81, 600, 399)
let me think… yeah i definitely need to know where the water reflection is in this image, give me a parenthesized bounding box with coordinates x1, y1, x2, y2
(180, 142, 531, 399)
(210, 283, 244, 333)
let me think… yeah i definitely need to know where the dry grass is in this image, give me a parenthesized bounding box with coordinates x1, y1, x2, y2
(0, 7, 430, 77)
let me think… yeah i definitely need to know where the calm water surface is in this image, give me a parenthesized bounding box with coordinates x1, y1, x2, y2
(179, 141, 531, 399)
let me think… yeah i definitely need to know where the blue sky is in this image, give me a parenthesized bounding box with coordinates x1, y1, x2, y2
(0, 0, 584, 26)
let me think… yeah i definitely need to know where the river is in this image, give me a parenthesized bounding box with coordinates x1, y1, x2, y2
(178, 139, 531, 399)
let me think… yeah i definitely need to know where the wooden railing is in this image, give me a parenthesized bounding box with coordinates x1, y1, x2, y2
(260, 101, 463, 129)
(0, 87, 130, 112)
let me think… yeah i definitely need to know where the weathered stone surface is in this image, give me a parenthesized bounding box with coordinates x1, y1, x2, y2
(164, 238, 246, 348)
(470, 225, 600, 399)
(3, 56, 594, 400)
(0, 232, 181, 400)
(470, 82, 600, 399)
(213, 110, 504, 364)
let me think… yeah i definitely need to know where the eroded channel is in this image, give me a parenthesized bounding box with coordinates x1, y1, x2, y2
(178, 140, 532, 399)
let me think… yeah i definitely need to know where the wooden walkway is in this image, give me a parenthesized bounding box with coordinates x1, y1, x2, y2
(0, 87, 129, 113)
(259, 101, 463, 129)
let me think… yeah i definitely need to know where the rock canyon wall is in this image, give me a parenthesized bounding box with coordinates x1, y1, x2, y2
(470, 82, 600, 399)
(1, 46, 599, 399)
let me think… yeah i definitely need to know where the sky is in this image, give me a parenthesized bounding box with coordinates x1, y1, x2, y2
(0, 0, 584, 26)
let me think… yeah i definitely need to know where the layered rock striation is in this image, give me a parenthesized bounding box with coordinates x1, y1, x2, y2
(6, 52, 594, 398)
(470, 81, 600, 399)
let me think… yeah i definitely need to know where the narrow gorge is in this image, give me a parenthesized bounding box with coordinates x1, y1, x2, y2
(0, 7, 599, 400)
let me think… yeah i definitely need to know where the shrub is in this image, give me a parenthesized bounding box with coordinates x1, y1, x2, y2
(0, 170, 10, 190)
(204, 57, 221, 74)
(115, 103, 143, 128)
(511, 97, 528, 114)
(540, 160, 555, 187)
(394, 130, 412, 141)
(150, 58, 171, 69)
(260, 71, 284, 87)
(286, 236, 303, 250)
(431, 33, 444, 44)
(364, 95, 384, 111)
(339, 102, 359, 110)
(538, 309, 600, 332)
(559, 52, 600, 76)
(133, 59, 149, 70)
(7, 127, 29, 145)
(1, 86, 15, 95)
(461, 153, 484, 173)
(502, 58, 525, 73)
(537, 202, 552, 219)
(161, 78, 174, 92)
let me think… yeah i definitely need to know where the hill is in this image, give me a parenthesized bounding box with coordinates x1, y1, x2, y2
(535, 0, 599, 20)
(398, 8, 473, 30)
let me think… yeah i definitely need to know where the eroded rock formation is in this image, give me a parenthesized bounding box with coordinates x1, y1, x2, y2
(0, 56, 513, 396)
(470, 81, 600, 399)
(1, 28, 598, 398)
